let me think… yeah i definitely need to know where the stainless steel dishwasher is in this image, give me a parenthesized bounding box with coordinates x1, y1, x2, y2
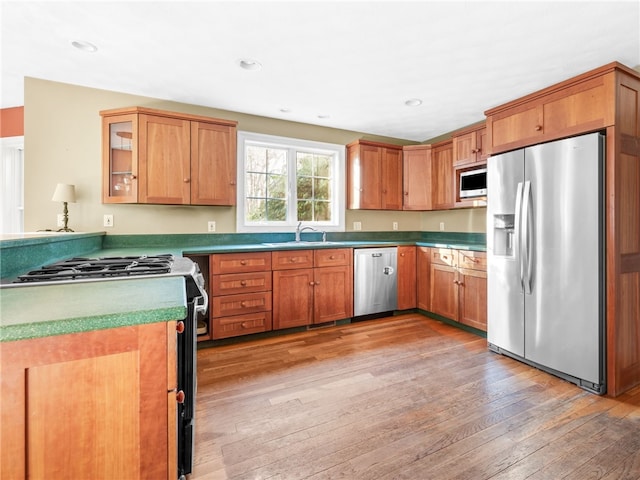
(353, 247, 398, 316)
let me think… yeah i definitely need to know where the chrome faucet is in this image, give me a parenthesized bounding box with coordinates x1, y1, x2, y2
(295, 222, 326, 242)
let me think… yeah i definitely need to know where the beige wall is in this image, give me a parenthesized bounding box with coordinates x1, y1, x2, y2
(24, 77, 486, 234)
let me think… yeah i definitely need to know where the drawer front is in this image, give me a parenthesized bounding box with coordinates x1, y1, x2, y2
(211, 271, 272, 296)
(212, 311, 272, 340)
(458, 250, 487, 271)
(271, 250, 314, 270)
(430, 248, 457, 267)
(314, 248, 352, 267)
(210, 252, 271, 274)
(212, 291, 272, 317)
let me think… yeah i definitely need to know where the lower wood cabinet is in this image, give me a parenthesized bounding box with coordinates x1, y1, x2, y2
(272, 248, 353, 329)
(397, 245, 417, 310)
(0, 322, 177, 480)
(420, 247, 487, 332)
(209, 252, 273, 339)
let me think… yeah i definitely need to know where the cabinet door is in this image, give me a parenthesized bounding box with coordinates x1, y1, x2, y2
(430, 263, 458, 320)
(458, 267, 487, 331)
(453, 131, 477, 167)
(313, 265, 353, 323)
(1, 323, 173, 480)
(273, 268, 314, 329)
(190, 121, 237, 205)
(347, 143, 381, 209)
(417, 247, 431, 311)
(431, 141, 454, 210)
(102, 113, 138, 203)
(397, 246, 417, 310)
(403, 146, 432, 210)
(139, 114, 191, 204)
(381, 147, 403, 210)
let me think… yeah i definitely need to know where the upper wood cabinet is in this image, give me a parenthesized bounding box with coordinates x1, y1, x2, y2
(402, 145, 432, 210)
(452, 123, 487, 166)
(101, 107, 237, 205)
(485, 64, 616, 155)
(347, 140, 402, 210)
(431, 140, 455, 210)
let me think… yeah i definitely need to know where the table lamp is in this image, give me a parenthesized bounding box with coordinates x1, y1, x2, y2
(52, 183, 76, 232)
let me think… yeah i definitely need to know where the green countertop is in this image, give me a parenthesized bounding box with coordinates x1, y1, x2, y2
(0, 276, 187, 342)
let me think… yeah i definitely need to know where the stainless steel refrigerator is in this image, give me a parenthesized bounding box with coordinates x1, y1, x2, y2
(486, 131, 605, 394)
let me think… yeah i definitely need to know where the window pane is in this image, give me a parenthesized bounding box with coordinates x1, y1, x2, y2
(315, 155, 331, 177)
(266, 199, 286, 221)
(246, 198, 266, 222)
(297, 176, 313, 199)
(246, 146, 267, 172)
(296, 153, 313, 176)
(315, 201, 331, 221)
(297, 200, 313, 221)
(314, 178, 330, 200)
(267, 174, 287, 199)
(267, 149, 287, 174)
(246, 172, 266, 197)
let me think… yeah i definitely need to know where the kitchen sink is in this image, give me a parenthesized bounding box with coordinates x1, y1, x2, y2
(262, 241, 342, 247)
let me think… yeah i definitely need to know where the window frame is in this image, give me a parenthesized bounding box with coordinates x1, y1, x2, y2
(236, 131, 345, 233)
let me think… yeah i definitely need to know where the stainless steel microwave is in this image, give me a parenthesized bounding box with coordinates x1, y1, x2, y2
(459, 167, 487, 198)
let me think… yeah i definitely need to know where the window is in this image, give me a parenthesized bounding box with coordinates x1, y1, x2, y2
(237, 131, 345, 232)
(1, 136, 24, 233)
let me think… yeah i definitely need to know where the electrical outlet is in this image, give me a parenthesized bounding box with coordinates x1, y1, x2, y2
(57, 214, 64, 227)
(439, 222, 445, 231)
(392, 221, 398, 231)
(353, 221, 362, 231)
(103, 214, 114, 227)
(207, 221, 216, 232)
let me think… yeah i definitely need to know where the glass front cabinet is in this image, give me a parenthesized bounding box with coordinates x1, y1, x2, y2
(102, 113, 138, 203)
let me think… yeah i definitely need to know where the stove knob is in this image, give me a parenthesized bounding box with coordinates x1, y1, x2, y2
(176, 321, 185, 333)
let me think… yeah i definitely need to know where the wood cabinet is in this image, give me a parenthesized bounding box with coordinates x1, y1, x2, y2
(431, 140, 455, 210)
(397, 245, 417, 310)
(209, 252, 272, 339)
(272, 248, 353, 329)
(485, 62, 640, 396)
(347, 140, 402, 210)
(422, 248, 487, 332)
(101, 107, 237, 205)
(453, 123, 487, 167)
(1, 322, 177, 480)
(402, 145, 432, 210)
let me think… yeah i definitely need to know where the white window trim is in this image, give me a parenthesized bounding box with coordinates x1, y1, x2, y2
(236, 131, 345, 233)
(1, 136, 25, 234)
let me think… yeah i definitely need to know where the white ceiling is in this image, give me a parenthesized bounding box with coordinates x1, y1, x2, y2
(2, 1, 639, 142)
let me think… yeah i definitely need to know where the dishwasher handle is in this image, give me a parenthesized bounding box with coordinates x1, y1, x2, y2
(383, 266, 394, 275)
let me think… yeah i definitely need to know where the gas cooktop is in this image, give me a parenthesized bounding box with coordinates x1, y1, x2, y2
(14, 254, 176, 283)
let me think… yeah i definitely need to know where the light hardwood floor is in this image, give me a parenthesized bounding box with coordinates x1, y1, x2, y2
(192, 314, 640, 480)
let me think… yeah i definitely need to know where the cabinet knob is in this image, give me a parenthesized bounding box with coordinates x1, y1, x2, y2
(240, 280, 247, 286)
(309, 281, 315, 286)
(230, 181, 236, 185)
(176, 390, 185, 404)
(404, 192, 409, 196)
(330, 255, 335, 260)
(184, 178, 190, 183)
(240, 301, 246, 307)
(240, 260, 247, 265)
(535, 125, 543, 131)
(176, 321, 185, 333)
(458, 282, 464, 287)
(130, 175, 137, 180)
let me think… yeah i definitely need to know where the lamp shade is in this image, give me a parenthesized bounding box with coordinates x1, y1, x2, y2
(51, 183, 76, 203)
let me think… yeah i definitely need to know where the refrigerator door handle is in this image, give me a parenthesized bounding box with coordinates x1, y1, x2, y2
(514, 182, 524, 291)
(522, 180, 532, 294)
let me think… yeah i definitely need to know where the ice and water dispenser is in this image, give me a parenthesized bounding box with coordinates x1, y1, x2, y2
(493, 214, 515, 257)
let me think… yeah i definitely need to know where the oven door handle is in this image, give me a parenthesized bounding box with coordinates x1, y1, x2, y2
(194, 291, 208, 316)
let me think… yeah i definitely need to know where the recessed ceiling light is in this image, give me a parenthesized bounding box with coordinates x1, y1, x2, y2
(405, 98, 422, 107)
(317, 114, 330, 119)
(71, 40, 98, 53)
(239, 59, 262, 71)
(279, 108, 291, 113)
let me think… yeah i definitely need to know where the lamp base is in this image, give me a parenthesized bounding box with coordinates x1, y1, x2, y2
(57, 227, 75, 232)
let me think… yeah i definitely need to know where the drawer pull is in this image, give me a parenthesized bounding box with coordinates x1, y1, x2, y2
(240, 301, 246, 307)
(240, 280, 247, 286)
(329, 255, 335, 260)
(240, 260, 247, 265)
(535, 125, 543, 131)
(241, 322, 250, 329)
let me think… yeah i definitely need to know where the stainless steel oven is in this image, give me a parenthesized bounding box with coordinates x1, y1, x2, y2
(9, 254, 207, 479)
